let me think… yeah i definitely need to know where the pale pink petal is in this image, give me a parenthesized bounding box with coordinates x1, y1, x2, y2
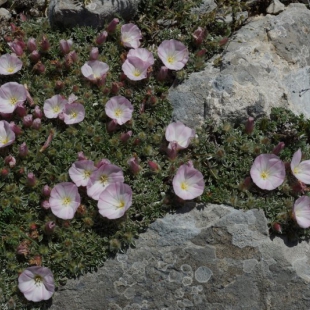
(63, 103, 85, 124)
(293, 196, 310, 228)
(0, 53, 23, 75)
(69, 160, 96, 186)
(43, 95, 67, 118)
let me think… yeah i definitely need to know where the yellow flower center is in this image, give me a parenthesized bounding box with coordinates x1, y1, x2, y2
(62, 196, 72, 206)
(167, 56, 175, 64)
(70, 111, 77, 119)
(53, 105, 60, 113)
(34, 275, 43, 285)
(293, 166, 300, 174)
(83, 170, 91, 179)
(118, 199, 125, 208)
(133, 69, 141, 77)
(1, 137, 9, 145)
(7, 67, 14, 73)
(100, 174, 108, 185)
(180, 181, 189, 190)
(10, 97, 18, 106)
(260, 170, 269, 180)
(114, 108, 123, 118)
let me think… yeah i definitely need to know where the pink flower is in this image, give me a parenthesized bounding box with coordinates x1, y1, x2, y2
(105, 96, 133, 125)
(250, 154, 285, 190)
(0, 120, 15, 148)
(69, 160, 96, 187)
(0, 82, 27, 113)
(293, 196, 310, 228)
(62, 103, 85, 125)
(121, 23, 142, 48)
(172, 161, 205, 200)
(59, 39, 73, 54)
(43, 95, 67, 118)
(122, 57, 149, 81)
(18, 266, 55, 302)
(98, 182, 132, 219)
(0, 54, 23, 75)
(291, 149, 310, 184)
(165, 121, 195, 150)
(158, 39, 189, 70)
(87, 163, 124, 200)
(81, 60, 109, 84)
(127, 48, 154, 66)
(49, 182, 81, 219)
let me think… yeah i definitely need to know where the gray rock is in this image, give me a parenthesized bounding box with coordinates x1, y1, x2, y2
(0, 0, 7, 7)
(191, 0, 217, 15)
(0, 8, 11, 20)
(50, 203, 310, 309)
(168, 3, 310, 128)
(266, 0, 285, 15)
(48, 0, 141, 29)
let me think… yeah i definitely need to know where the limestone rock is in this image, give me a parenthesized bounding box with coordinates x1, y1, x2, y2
(168, 4, 310, 128)
(0, 0, 7, 7)
(0, 8, 11, 20)
(266, 0, 285, 15)
(191, 0, 217, 15)
(50, 203, 310, 309)
(48, 0, 141, 29)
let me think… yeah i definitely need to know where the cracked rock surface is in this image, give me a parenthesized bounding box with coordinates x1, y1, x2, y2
(50, 203, 310, 309)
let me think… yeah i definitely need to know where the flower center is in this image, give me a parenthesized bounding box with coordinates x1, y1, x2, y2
(114, 108, 123, 118)
(62, 196, 72, 206)
(100, 174, 108, 185)
(260, 170, 269, 180)
(10, 97, 18, 106)
(133, 69, 141, 77)
(293, 166, 300, 174)
(1, 137, 9, 145)
(70, 111, 77, 119)
(83, 170, 91, 179)
(118, 199, 125, 208)
(167, 55, 175, 64)
(180, 181, 189, 190)
(34, 275, 43, 285)
(7, 67, 14, 73)
(53, 105, 60, 113)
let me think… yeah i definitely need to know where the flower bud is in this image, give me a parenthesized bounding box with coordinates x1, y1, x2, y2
(5, 155, 16, 168)
(34, 105, 43, 118)
(19, 142, 29, 157)
(96, 158, 111, 168)
(219, 37, 229, 46)
(55, 80, 65, 90)
(22, 114, 33, 128)
(166, 141, 178, 160)
(148, 161, 160, 172)
(192, 27, 207, 45)
(27, 37, 37, 52)
(195, 49, 206, 57)
(96, 31, 108, 45)
(127, 156, 142, 174)
(41, 200, 50, 210)
(272, 142, 285, 156)
(33, 61, 45, 74)
(29, 50, 40, 63)
(77, 151, 87, 161)
(32, 118, 41, 129)
(42, 185, 51, 197)
(245, 117, 255, 134)
(8, 41, 23, 56)
(9, 121, 22, 135)
(40, 130, 54, 152)
(59, 39, 73, 54)
(15, 104, 27, 117)
(157, 66, 168, 82)
(239, 176, 252, 191)
(1, 112, 13, 120)
(44, 221, 56, 235)
(272, 222, 282, 234)
(106, 18, 119, 33)
(111, 82, 121, 95)
(27, 172, 37, 187)
(107, 119, 118, 132)
(89, 47, 99, 60)
(120, 130, 132, 143)
(40, 35, 50, 52)
(16, 241, 30, 256)
(1, 168, 9, 177)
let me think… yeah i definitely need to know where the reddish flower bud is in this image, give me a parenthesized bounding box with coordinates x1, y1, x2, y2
(41, 200, 50, 210)
(15, 104, 27, 117)
(29, 50, 40, 63)
(27, 38, 37, 52)
(111, 82, 121, 95)
(33, 105, 43, 118)
(128, 156, 142, 174)
(40, 130, 54, 152)
(16, 240, 30, 256)
(55, 80, 65, 90)
(40, 35, 50, 52)
(106, 18, 119, 33)
(1, 168, 9, 177)
(272, 222, 282, 234)
(9, 122, 22, 135)
(20, 13, 27, 22)
(149, 96, 157, 106)
(5, 155, 16, 168)
(219, 37, 229, 46)
(148, 161, 160, 172)
(96, 158, 111, 168)
(192, 27, 207, 45)
(107, 119, 118, 132)
(77, 151, 87, 161)
(120, 130, 132, 143)
(1, 112, 13, 120)
(95, 31, 108, 45)
(195, 49, 206, 57)
(27, 172, 37, 187)
(59, 39, 73, 55)
(19, 142, 29, 157)
(166, 141, 178, 160)
(22, 114, 33, 128)
(24, 84, 34, 106)
(89, 47, 99, 60)
(42, 185, 51, 197)
(33, 61, 45, 74)
(245, 117, 255, 134)
(8, 41, 23, 56)
(157, 66, 168, 82)
(272, 142, 285, 156)
(44, 221, 56, 235)
(32, 118, 41, 129)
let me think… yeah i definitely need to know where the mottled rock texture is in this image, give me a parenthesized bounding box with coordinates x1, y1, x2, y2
(50, 203, 310, 310)
(168, 4, 310, 128)
(48, 0, 141, 29)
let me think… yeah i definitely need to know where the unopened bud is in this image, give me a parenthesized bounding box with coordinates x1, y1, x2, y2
(120, 130, 132, 143)
(41, 200, 50, 210)
(32, 118, 41, 129)
(19, 142, 29, 157)
(40, 35, 50, 52)
(95, 31, 108, 45)
(4, 155, 16, 168)
(245, 117, 255, 134)
(27, 172, 37, 187)
(44, 221, 56, 235)
(27, 37, 37, 52)
(33, 61, 45, 74)
(107, 119, 118, 132)
(59, 39, 73, 55)
(167, 141, 178, 160)
(9, 122, 22, 135)
(89, 47, 99, 60)
(15, 104, 27, 117)
(29, 50, 40, 63)
(127, 156, 142, 174)
(272, 222, 282, 234)
(272, 142, 285, 156)
(106, 18, 119, 33)
(148, 161, 160, 172)
(34, 106, 43, 118)
(157, 66, 168, 82)
(22, 114, 33, 127)
(192, 27, 207, 45)
(42, 185, 51, 197)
